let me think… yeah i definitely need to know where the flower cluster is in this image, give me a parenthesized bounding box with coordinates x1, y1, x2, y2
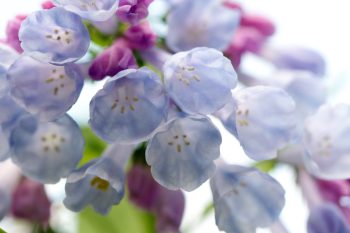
(0, 0, 349, 232)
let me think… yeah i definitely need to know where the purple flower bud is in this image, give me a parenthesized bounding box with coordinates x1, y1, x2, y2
(124, 22, 156, 50)
(41, 1, 55, 9)
(5, 15, 26, 53)
(11, 178, 51, 224)
(88, 39, 137, 80)
(117, 0, 153, 25)
(127, 165, 160, 210)
(241, 14, 276, 37)
(316, 179, 350, 204)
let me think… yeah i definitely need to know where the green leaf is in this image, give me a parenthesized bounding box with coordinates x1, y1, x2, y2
(0, 228, 7, 233)
(254, 159, 277, 172)
(79, 197, 155, 233)
(80, 126, 107, 166)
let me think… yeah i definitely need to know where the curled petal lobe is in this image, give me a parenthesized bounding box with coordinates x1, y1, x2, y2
(8, 56, 84, 121)
(146, 116, 221, 191)
(233, 86, 296, 161)
(89, 67, 167, 143)
(303, 104, 350, 179)
(10, 114, 84, 183)
(19, 7, 90, 65)
(163, 47, 237, 115)
(210, 164, 285, 233)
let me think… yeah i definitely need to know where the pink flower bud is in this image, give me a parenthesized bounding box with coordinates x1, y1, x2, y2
(124, 22, 156, 50)
(5, 15, 26, 53)
(41, 1, 55, 9)
(241, 14, 276, 37)
(88, 39, 138, 80)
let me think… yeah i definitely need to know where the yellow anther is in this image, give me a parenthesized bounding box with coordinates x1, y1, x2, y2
(90, 177, 110, 192)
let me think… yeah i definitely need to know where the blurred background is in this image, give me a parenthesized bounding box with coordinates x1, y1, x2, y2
(0, 0, 350, 232)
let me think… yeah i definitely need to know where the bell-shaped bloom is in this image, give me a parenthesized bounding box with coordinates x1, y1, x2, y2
(64, 143, 134, 215)
(303, 104, 350, 179)
(146, 115, 221, 191)
(90, 67, 167, 143)
(210, 164, 285, 233)
(259, 45, 326, 76)
(5, 15, 26, 53)
(11, 179, 51, 224)
(117, 0, 153, 25)
(166, 0, 240, 52)
(19, 7, 90, 65)
(88, 39, 137, 81)
(308, 204, 350, 233)
(124, 22, 156, 50)
(0, 43, 19, 70)
(231, 86, 296, 161)
(163, 47, 237, 115)
(10, 114, 84, 183)
(53, 0, 120, 22)
(7, 56, 84, 121)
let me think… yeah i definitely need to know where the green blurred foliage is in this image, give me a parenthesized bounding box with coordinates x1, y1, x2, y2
(80, 126, 107, 166)
(79, 196, 156, 233)
(254, 159, 277, 172)
(0, 228, 6, 233)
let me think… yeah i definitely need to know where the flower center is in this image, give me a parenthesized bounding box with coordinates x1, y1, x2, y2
(175, 65, 201, 86)
(90, 176, 110, 192)
(168, 134, 191, 153)
(110, 88, 139, 114)
(41, 133, 66, 153)
(46, 28, 73, 45)
(45, 68, 67, 96)
(236, 107, 250, 127)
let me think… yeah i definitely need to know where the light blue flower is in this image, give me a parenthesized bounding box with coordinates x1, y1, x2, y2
(64, 143, 134, 215)
(166, 0, 240, 52)
(213, 96, 238, 136)
(53, 0, 120, 22)
(0, 190, 10, 220)
(303, 104, 350, 179)
(0, 68, 8, 97)
(210, 164, 285, 233)
(10, 114, 84, 183)
(0, 43, 19, 70)
(163, 47, 237, 115)
(19, 7, 90, 65)
(7, 56, 84, 121)
(90, 68, 167, 143)
(232, 86, 296, 161)
(146, 115, 221, 191)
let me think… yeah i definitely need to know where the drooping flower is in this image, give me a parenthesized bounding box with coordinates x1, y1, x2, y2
(307, 204, 350, 233)
(53, 0, 120, 22)
(10, 114, 84, 183)
(64, 143, 134, 215)
(116, 0, 153, 25)
(146, 115, 221, 191)
(303, 104, 350, 179)
(19, 7, 90, 65)
(210, 164, 285, 233)
(7, 56, 84, 121)
(88, 39, 137, 81)
(5, 15, 26, 53)
(11, 178, 51, 224)
(166, 0, 240, 52)
(89, 67, 167, 143)
(163, 47, 237, 115)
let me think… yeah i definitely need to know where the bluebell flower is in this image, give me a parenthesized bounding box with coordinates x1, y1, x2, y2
(53, 0, 120, 22)
(0, 67, 8, 97)
(166, 0, 240, 52)
(0, 190, 10, 220)
(7, 56, 84, 121)
(231, 86, 296, 161)
(303, 104, 350, 179)
(0, 43, 19, 70)
(307, 204, 350, 233)
(64, 143, 134, 215)
(210, 164, 285, 233)
(146, 115, 221, 191)
(19, 7, 90, 65)
(163, 47, 237, 115)
(90, 67, 167, 143)
(10, 114, 84, 183)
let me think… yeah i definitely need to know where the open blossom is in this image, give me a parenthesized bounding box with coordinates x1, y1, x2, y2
(88, 39, 137, 81)
(163, 47, 237, 115)
(10, 114, 84, 183)
(210, 164, 285, 233)
(7, 56, 84, 121)
(53, 0, 120, 22)
(19, 7, 90, 65)
(90, 67, 167, 143)
(146, 115, 221, 191)
(117, 0, 153, 25)
(166, 0, 240, 52)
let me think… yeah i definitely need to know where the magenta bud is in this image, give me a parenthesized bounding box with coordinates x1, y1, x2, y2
(41, 1, 55, 9)
(127, 165, 160, 210)
(223, 0, 243, 12)
(5, 15, 26, 53)
(88, 39, 138, 81)
(11, 179, 51, 224)
(316, 179, 350, 204)
(117, 0, 153, 25)
(241, 14, 276, 37)
(124, 22, 157, 50)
